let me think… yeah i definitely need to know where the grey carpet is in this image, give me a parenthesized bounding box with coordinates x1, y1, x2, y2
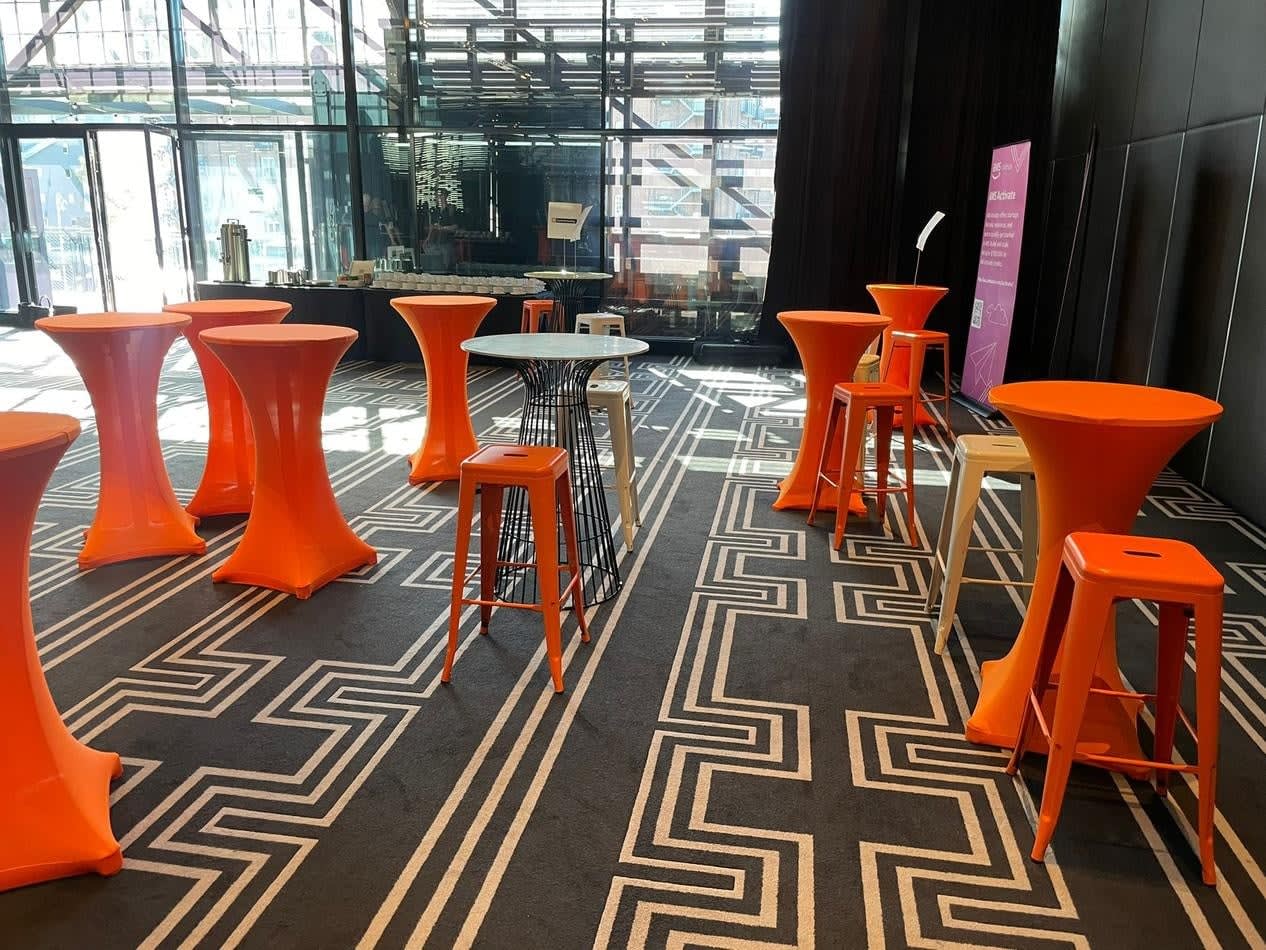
(0, 326, 1263, 948)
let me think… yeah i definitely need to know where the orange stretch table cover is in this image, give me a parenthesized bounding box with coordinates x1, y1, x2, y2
(866, 284, 948, 426)
(772, 311, 891, 511)
(967, 380, 1223, 756)
(389, 295, 497, 483)
(0, 412, 122, 891)
(36, 312, 206, 569)
(200, 324, 376, 598)
(164, 299, 292, 517)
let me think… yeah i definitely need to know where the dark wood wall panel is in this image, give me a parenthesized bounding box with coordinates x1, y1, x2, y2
(1032, 155, 1093, 374)
(1153, 119, 1260, 477)
(1053, 0, 1107, 160)
(1131, 0, 1202, 140)
(1104, 135, 1182, 384)
(1041, 0, 1266, 525)
(1188, 0, 1266, 127)
(1093, 0, 1147, 148)
(1204, 120, 1266, 526)
(1066, 145, 1127, 377)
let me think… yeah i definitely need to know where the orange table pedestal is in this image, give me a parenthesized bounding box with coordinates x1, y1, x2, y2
(164, 299, 292, 517)
(966, 382, 1222, 761)
(772, 311, 891, 513)
(37, 313, 206, 569)
(866, 284, 949, 427)
(389, 295, 497, 483)
(0, 412, 122, 892)
(201, 325, 377, 599)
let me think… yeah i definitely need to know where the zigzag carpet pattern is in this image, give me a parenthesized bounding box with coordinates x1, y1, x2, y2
(1, 326, 1264, 949)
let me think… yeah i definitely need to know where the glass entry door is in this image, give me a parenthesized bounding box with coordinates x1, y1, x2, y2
(8, 131, 191, 313)
(95, 129, 192, 310)
(15, 136, 106, 313)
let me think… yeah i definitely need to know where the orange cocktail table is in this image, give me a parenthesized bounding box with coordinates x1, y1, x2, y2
(37, 313, 206, 569)
(966, 381, 1222, 758)
(200, 325, 377, 599)
(773, 311, 891, 512)
(866, 284, 948, 426)
(0, 412, 122, 891)
(164, 298, 292, 516)
(389, 295, 497, 483)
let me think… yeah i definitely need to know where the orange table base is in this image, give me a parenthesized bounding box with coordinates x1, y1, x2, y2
(966, 382, 1222, 765)
(201, 325, 377, 599)
(773, 311, 890, 515)
(866, 284, 949, 427)
(1, 413, 122, 892)
(390, 295, 497, 483)
(165, 299, 292, 517)
(37, 314, 206, 569)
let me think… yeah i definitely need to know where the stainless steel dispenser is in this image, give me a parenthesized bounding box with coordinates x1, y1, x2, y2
(219, 220, 251, 282)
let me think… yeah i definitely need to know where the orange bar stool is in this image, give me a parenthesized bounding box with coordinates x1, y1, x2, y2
(200, 325, 377, 599)
(881, 328, 953, 437)
(0, 412, 122, 891)
(807, 338, 926, 549)
(1007, 531, 1224, 885)
(163, 298, 292, 516)
(37, 313, 206, 569)
(521, 298, 554, 333)
(390, 295, 497, 483)
(443, 445, 589, 693)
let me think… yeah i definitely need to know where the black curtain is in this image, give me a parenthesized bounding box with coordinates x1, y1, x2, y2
(759, 0, 1060, 377)
(759, 0, 912, 349)
(895, 0, 1060, 377)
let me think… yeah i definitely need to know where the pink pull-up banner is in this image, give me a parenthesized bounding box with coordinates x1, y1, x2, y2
(961, 140, 1031, 410)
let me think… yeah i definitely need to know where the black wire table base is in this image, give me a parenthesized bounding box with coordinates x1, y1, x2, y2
(541, 278, 600, 332)
(495, 357, 622, 606)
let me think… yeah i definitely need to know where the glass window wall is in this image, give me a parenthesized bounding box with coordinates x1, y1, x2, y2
(1, 0, 176, 121)
(359, 131, 600, 272)
(0, 0, 778, 338)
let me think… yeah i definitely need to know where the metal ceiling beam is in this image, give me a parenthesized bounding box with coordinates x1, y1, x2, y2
(5, 0, 89, 73)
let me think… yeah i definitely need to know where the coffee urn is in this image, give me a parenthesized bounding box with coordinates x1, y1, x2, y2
(219, 219, 251, 282)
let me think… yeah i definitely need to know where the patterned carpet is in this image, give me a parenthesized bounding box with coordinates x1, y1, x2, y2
(0, 325, 1264, 949)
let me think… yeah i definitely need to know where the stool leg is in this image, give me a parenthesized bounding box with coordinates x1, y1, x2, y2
(607, 394, 636, 551)
(479, 485, 504, 633)
(1152, 602, 1189, 796)
(1194, 593, 1223, 886)
(443, 476, 478, 683)
(807, 399, 843, 529)
(901, 402, 917, 546)
(557, 469, 590, 644)
(1019, 473, 1039, 593)
(529, 480, 566, 692)
(833, 401, 868, 551)
(1007, 566, 1076, 775)
(874, 406, 894, 523)
(934, 459, 984, 654)
(925, 448, 961, 614)
(942, 343, 953, 439)
(624, 396, 641, 526)
(615, 323, 631, 380)
(1031, 584, 1115, 863)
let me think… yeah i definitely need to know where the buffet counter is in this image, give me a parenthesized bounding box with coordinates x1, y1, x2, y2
(195, 282, 543, 363)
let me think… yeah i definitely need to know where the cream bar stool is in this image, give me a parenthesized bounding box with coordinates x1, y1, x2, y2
(587, 380, 640, 550)
(849, 353, 882, 491)
(575, 313, 631, 380)
(926, 434, 1038, 654)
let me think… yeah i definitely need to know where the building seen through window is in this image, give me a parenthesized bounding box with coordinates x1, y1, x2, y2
(0, 0, 778, 338)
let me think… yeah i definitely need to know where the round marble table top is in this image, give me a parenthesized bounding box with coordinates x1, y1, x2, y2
(461, 332, 648, 361)
(523, 270, 614, 281)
